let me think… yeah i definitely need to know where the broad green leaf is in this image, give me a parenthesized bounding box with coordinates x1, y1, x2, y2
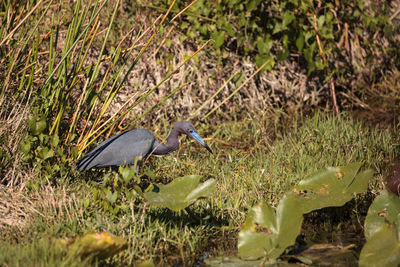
(359, 189, 400, 266)
(359, 220, 400, 267)
(275, 194, 303, 252)
(238, 202, 278, 259)
(292, 163, 373, 213)
(238, 195, 303, 260)
(363, 189, 400, 240)
(143, 175, 216, 212)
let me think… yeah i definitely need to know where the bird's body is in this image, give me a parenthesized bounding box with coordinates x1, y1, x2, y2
(76, 121, 212, 171)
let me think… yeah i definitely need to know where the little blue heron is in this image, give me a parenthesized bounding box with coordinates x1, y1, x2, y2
(76, 121, 212, 171)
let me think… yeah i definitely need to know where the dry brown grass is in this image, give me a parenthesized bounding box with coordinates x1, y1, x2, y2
(0, 99, 30, 186)
(0, 184, 90, 233)
(0, 185, 33, 230)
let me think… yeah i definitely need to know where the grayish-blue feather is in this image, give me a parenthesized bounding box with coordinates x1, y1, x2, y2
(76, 121, 212, 171)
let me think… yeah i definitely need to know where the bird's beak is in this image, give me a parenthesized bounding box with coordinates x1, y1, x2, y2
(190, 131, 213, 154)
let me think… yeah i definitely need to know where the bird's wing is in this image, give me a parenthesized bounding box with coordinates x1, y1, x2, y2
(76, 129, 155, 170)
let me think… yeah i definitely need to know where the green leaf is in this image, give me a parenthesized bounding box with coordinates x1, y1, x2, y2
(282, 11, 295, 27)
(326, 12, 333, 23)
(273, 22, 284, 34)
(119, 165, 136, 184)
(296, 34, 305, 52)
(238, 194, 303, 260)
(246, 0, 261, 11)
(28, 115, 47, 135)
(223, 22, 235, 37)
(359, 191, 400, 267)
(276, 194, 303, 250)
(51, 134, 59, 147)
(363, 189, 400, 240)
(277, 49, 289, 61)
(20, 139, 32, 155)
(257, 36, 272, 54)
(255, 54, 274, 72)
(212, 31, 225, 49)
(317, 15, 325, 28)
(106, 190, 118, 205)
(292, 163, 373, 213)
(143, 175, 216, 212)
(37, 146, 54, 160)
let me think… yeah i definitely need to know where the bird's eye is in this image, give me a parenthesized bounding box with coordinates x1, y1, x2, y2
(189, 130, 193, 133)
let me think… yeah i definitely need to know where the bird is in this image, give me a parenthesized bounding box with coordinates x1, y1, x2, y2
(76, 121, 212, 171)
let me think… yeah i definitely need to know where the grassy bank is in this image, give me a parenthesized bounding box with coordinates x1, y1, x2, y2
(0, 113, 397, 265)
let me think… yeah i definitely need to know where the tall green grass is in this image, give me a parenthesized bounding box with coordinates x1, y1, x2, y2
(0, 0, 210, 185)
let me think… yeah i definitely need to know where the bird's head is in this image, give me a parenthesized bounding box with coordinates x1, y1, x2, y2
(174, 121, 213, 154)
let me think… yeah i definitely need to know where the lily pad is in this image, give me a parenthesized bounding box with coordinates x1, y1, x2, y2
(292, 163, 373, 213)
(363, 189, 400, 239)
(238, 194, 303, 260)
(57, 232, 127, 260)
(143, 175, 216, 212)
(359, 189, 400, 267)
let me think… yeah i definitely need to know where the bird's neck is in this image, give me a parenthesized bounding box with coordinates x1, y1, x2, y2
(152, 129, 180, 155)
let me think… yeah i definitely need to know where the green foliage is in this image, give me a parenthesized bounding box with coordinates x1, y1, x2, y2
(237, 162, 373, 261)
(292, 162, 374, 213)
(161, 0, 394, 75)
(359, 189, 400, 267)
(238, 194, 303, 260)
(144, 175, 217, 211)
(1, 0, 200, 185)
(89, 169, 215, 216)
(20, 113, 71, 186)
